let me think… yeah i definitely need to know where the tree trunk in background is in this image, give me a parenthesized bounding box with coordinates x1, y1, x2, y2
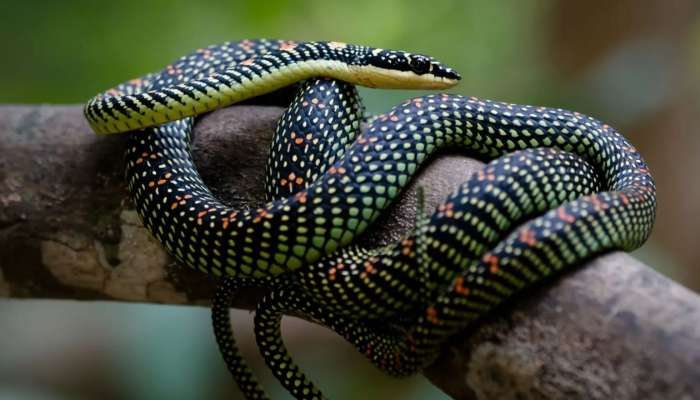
(1, 105, 699, 399)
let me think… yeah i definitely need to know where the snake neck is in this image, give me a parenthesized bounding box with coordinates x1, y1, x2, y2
(85, 59, 352, 134)
(84, 41, 460, 134)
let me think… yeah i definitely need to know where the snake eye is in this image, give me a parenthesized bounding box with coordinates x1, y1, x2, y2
(408, 55, 432, 75)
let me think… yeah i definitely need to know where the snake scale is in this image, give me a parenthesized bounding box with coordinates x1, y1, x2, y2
(84, 40, 656, 399)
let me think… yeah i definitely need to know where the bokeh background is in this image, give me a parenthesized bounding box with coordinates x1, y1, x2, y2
(1, 0, 699, 399)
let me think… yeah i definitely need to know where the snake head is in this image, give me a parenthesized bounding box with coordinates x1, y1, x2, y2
(350, 47, 461, 90)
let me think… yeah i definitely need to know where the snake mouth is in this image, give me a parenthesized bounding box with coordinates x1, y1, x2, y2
(436, 75, 462, 87)
(350, 65, 461, 90)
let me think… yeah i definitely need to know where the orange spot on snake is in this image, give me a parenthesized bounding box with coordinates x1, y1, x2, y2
(619, 193, 630, 205)
(253, 209, 268, 224)
(453, 277, 470, 296)
(438, 202, 455, 217)
(483, 254, 500, 273)
(280, 42, 298, 51)
(589, 196, 608, 211)
(557, 208, 576, 223)
(364, 261, 376, 274)
(519, 229, 537, 246)
(295, 192, 307, 204)
(400, 238, 414, 256)
(426, 306, 440, 325)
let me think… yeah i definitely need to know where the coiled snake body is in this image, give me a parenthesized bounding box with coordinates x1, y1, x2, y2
(85, 40, 656, 399)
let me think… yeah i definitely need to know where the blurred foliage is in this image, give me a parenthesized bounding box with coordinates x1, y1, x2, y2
(1, 0, 699, 399)
(0, 0, 553, 111)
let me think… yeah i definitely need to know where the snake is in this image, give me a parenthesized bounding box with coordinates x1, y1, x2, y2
(248, 84, 654, 398)
(84, 39, 656, 399)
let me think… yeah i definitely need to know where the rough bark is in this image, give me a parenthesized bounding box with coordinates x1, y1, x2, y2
(0, 105, 697, 400)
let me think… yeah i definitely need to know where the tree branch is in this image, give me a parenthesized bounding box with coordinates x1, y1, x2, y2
(0, 105, 697, 399)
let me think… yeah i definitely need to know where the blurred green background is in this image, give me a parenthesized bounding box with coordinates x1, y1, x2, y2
(1, 0, 699, 399)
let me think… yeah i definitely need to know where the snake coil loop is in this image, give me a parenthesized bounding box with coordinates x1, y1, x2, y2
(85, 40, 656, 399)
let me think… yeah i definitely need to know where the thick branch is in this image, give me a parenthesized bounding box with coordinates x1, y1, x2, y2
(0, 105, 697, 399)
